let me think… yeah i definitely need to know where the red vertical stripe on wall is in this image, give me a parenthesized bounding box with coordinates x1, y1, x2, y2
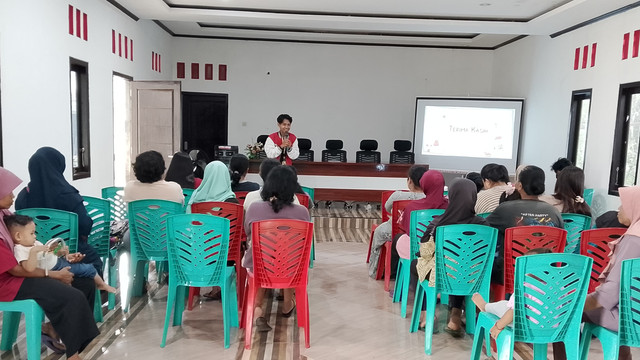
(158, 54, 161, 72)
(130, 39, 133, 61)
(573, 48, 580, 70)
(633, 30, 640, 58)
(205, 64, 213, 80)
(112, 30, 116, 53)
(124, 36, 128, 59)
(68, 5, 74, 35)
(118, 33, 122, 57)
(152, 52, 155, 70)
(219, 64, 227, 81)
(623, 32, 630, 60)
(191, 63, 200, 79)
(177, 62, 185, 78)
(581, 45, 588, 69)
(83, 13, 88, 41)
(75, 9, 81, 38)
(590, 43, 597, 67)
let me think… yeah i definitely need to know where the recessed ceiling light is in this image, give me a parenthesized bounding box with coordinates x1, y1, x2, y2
(479, 2, 491, 6)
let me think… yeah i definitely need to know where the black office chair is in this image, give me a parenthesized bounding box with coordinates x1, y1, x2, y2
(389, 140, 414, 164)
(321, 140, 347, 162)
(256, 134, 269, 160)
(295, 138, 314, 162)
(356, 140, 381, 163)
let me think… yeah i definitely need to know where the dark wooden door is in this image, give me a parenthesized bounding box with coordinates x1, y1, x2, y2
(181, 92, 228, 159)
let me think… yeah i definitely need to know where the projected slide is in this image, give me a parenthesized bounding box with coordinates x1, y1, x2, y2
(421, 106, 515, 159)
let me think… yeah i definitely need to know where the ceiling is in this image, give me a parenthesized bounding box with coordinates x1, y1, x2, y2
(112, 0, 640, 48)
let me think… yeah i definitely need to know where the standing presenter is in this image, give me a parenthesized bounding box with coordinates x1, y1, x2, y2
(264, 114, 299, 165)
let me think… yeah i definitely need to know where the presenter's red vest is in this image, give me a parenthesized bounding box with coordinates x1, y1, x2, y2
(269, 132, 297, 165)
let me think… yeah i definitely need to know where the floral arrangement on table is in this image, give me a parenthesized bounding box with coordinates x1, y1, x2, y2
(245, 141, 264, 159)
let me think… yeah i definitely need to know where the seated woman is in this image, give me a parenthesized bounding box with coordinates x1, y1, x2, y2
(124, 150, 184, 204)
(368, 165, 427, 278)
(242, 159, 300, 211)
(553, 185, 640, 360)
(15, 147, 103, 275)
(187, 161, 238, 211)
(539, 165, 591, 216)
(0, 166, 98, 359)
(164, 151, 195, 189)
(229, 154, 260, 192)
(242, 166, 310, 331)
(474, 163, 512, 214)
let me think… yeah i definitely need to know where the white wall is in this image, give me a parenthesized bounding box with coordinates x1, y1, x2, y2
(493, 6, 640, 216)
(172, 39, 494, 163)
(0, 0, 173, 197)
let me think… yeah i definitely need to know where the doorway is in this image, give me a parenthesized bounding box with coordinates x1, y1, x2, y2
(181, 92, 228, 160)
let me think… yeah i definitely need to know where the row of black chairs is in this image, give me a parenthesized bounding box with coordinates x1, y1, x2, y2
(256, 135, 415, 164)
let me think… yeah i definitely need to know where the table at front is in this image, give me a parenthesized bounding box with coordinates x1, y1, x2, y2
(247, 161, 428, 202)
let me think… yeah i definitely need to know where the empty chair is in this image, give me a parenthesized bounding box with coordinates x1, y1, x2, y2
(356, 140, 381, 163)
(561, 213, 592, 254)
(295, 138, 314, 162)
(390, 140, 414, 164)
(321, 140, 347, 162)
(256, 135, 269, 159)
(102, 186, 127, 222)
(0, 300, 43, 360)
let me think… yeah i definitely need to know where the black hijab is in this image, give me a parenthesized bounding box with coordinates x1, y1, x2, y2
(422, 178, 488, 242)
(165, 152, 195, 189)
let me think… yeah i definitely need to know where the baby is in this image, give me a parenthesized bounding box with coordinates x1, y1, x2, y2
(6, 214, 116, 293)
(472, 247, 552, 338)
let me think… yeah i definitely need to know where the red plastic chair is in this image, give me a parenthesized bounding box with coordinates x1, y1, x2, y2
(242, 219, 314, 349)
(579, 227, 626, 293)
(234, 191, 249, 206)
(376, 199, 411, 292)
(190, 202, 245, 312)
(494, 226, 567, 300)
(295, 193, 310, 208)
(366, 190, 396, 263)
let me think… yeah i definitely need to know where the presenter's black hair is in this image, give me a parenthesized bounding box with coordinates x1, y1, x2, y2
(259, 159, 281, 181)
(229, 154, 250, 186)
(277, 114, 293, 124)
(261, 166, 297, 213)
(480, 163, 510, 184)
(133, 150, 166, 183)
(551, 157, 572, 174)
(465, 172, 484, 193)
(407, 165, 428, 189)
(518, 165, 545, 196)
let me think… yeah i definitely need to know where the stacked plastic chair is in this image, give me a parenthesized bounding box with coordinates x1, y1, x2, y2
(471, 253, 592, 360)
(376, 200, 411, 291)
(162, 214, 238, 348)
(393, 209, 444, 318)
(366, 190, 395, 263)
(561, 213, 592, 254)
(580, 227, 627, 293)
(101, 186, 127, 222)
(0, 300, 43, 360)
(242, 219, 314, 349)
(189, 202, 245, 312)
(409, 224, 498, 354)
(580, 257, 640, 360)
(125, 199, 184, 312)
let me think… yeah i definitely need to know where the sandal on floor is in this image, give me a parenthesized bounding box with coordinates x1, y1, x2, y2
(255, 317, 272, 332)
(41, 333, 66, 354)
(282, 300, 296, 318)
(444, 325, 465, 338)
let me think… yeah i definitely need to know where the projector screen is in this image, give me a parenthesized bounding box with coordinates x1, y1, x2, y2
(413, 97, 524, 174)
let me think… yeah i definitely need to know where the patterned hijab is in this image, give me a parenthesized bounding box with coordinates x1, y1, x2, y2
(188, 161, 236, 205)
(0, 167, 23, 249)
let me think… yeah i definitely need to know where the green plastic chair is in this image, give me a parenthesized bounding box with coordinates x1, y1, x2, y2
(125, 199, 184, 312)
(583, 188, 594, 207)
(101, 186, 127, 222)
(0, 300, 43, 360)
(409, 224, 498, 354)
(477, 212, 491, 218)
(84, 196, 118, 315)
(470, 253, 592, 360)
(162, 214, 238, 348)
(579, 257, 640, 360)
(16, 208, 79, 253)
(561, 213, 592, 254)
(182, 188, 194, 211)
(393, 209, 444, 318)
(301, 186, 316, 267)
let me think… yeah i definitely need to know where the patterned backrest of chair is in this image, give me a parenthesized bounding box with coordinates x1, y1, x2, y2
(301, 186, 315, 204)
(101, 186, 127, 222)
(504, 226, 567, 295)
(166, 214, 230, 287)
(512, 253, 591, 343)
(127, 199, 184, 261)
(82, 196, 111, 258)
(561, 213, 592, 254)
(380, 190, 396, 223)
(583, 188, 594, 207)
(434, 224, 498, 295)
(390, 200, 412, 239)
(234, 191, 249, 206)
(16, 208, 79, 253)
(182, 188, 195, 206)
(619, 258, 640, 347)
(579, 228, 627, 293)
(295, 193, 310, 209)
(251, 219, 314, 289)
(190, 201, 244, 264)
(476, 212, 491, 219)
(409, 209, 445, 261)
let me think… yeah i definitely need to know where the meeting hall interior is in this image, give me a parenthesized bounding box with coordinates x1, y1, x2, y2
(1, 0, 640, 359)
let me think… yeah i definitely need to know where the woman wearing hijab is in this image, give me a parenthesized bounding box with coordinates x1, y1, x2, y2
(14, 147, 103, 274)
(164, 152, 195, 189)
(0, 167, 99, 359)
(554, 186, 640, 360)
(187, 161, 238, 211)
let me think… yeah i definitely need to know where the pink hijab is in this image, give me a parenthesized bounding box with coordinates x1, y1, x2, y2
(0, 167, 23, 249)
(401, 170, 448, 232)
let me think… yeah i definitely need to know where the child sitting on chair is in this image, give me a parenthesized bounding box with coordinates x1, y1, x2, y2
(472, 247, 552, 338)
(6, 214, 116, 293)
